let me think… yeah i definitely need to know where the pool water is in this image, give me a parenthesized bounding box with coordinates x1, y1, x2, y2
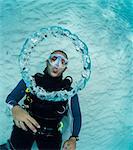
(0, 0, 133, 150)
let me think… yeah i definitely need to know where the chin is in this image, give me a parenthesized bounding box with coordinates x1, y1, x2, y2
(50, 72, 60, 77)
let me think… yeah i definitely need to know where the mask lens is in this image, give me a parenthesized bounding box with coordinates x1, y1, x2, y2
(61, 58, 66, 65)
(50, 56, 57, 62)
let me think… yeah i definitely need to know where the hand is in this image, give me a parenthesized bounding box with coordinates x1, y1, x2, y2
(63, 137, 76, 150)
(12, 105, 40, 133)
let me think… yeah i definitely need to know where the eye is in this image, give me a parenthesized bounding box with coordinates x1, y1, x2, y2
(61, 59, 65, 65)
(51, 56, 57, 61)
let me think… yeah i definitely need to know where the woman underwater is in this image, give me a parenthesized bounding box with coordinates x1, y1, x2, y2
(4, 50, 82, 150)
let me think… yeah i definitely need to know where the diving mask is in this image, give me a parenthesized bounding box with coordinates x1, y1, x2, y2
(48, 53, 68, 68)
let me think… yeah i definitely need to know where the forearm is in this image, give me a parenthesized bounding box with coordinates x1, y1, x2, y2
(71, 94, 82, 137)
(72, 115, 82, 137)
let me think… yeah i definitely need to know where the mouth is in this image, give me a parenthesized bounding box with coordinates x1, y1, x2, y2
(52, 68, 59, 74)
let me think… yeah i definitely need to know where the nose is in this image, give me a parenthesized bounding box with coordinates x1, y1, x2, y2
(54, 59, 61, 68)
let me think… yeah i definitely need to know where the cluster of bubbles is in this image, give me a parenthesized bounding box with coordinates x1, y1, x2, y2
(19, 26, 91, 101)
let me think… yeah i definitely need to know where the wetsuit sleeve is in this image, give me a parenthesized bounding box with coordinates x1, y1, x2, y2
(6, 79, 26, 109)
(70, 94, 82, 137)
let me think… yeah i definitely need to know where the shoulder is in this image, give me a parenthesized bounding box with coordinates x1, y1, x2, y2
(18, 79, 26, 87)
(71, 94, 79, 100)
(33, 73, 44, 81)
(34, 73, 44, 78)
(70, 94, 79, 107)
(32, 73, 45, 86)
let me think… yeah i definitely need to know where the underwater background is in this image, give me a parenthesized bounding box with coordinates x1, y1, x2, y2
(0, 0, 133, 150)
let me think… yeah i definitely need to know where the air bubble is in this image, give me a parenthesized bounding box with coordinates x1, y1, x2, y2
(19, 26, 91, 101)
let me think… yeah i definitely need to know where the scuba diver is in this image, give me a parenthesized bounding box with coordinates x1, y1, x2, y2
(1, 50, 82, 150)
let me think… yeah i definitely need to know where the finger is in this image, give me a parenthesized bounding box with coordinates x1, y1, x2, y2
(64, 142, 71, 150)
(62, 143, 66, 148)
(24, 119, 37, 133)
(14, 120, 21, 128)
(23, 105, 29, 108)
(62, 145, 68, 150)
(26, 115, 40, 128)
(19, 121, 28, 131)
(62, 142, 68, 149)
(62, 147, 65, 150)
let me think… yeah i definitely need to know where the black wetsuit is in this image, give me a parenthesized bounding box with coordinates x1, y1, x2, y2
(5, 71, 82, 150)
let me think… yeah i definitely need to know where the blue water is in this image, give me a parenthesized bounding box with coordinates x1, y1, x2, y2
(0, 0, 133, 150)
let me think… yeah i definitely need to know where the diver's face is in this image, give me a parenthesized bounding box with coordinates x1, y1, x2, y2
(47, 52, 68, 77)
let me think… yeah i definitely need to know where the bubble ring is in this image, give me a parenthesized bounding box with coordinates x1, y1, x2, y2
(19, 26, 91, 101)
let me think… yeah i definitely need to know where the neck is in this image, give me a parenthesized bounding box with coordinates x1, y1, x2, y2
(43, 67, 63, 80)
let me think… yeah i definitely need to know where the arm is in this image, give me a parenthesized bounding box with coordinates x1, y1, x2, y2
(6, 79, 26, 109)
(63, 94, 82, 150)
(6, 79, 40, 132)
(70, 94, 82, 138)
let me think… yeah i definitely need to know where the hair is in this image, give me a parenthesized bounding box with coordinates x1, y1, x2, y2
(51, 50, 68, 59)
